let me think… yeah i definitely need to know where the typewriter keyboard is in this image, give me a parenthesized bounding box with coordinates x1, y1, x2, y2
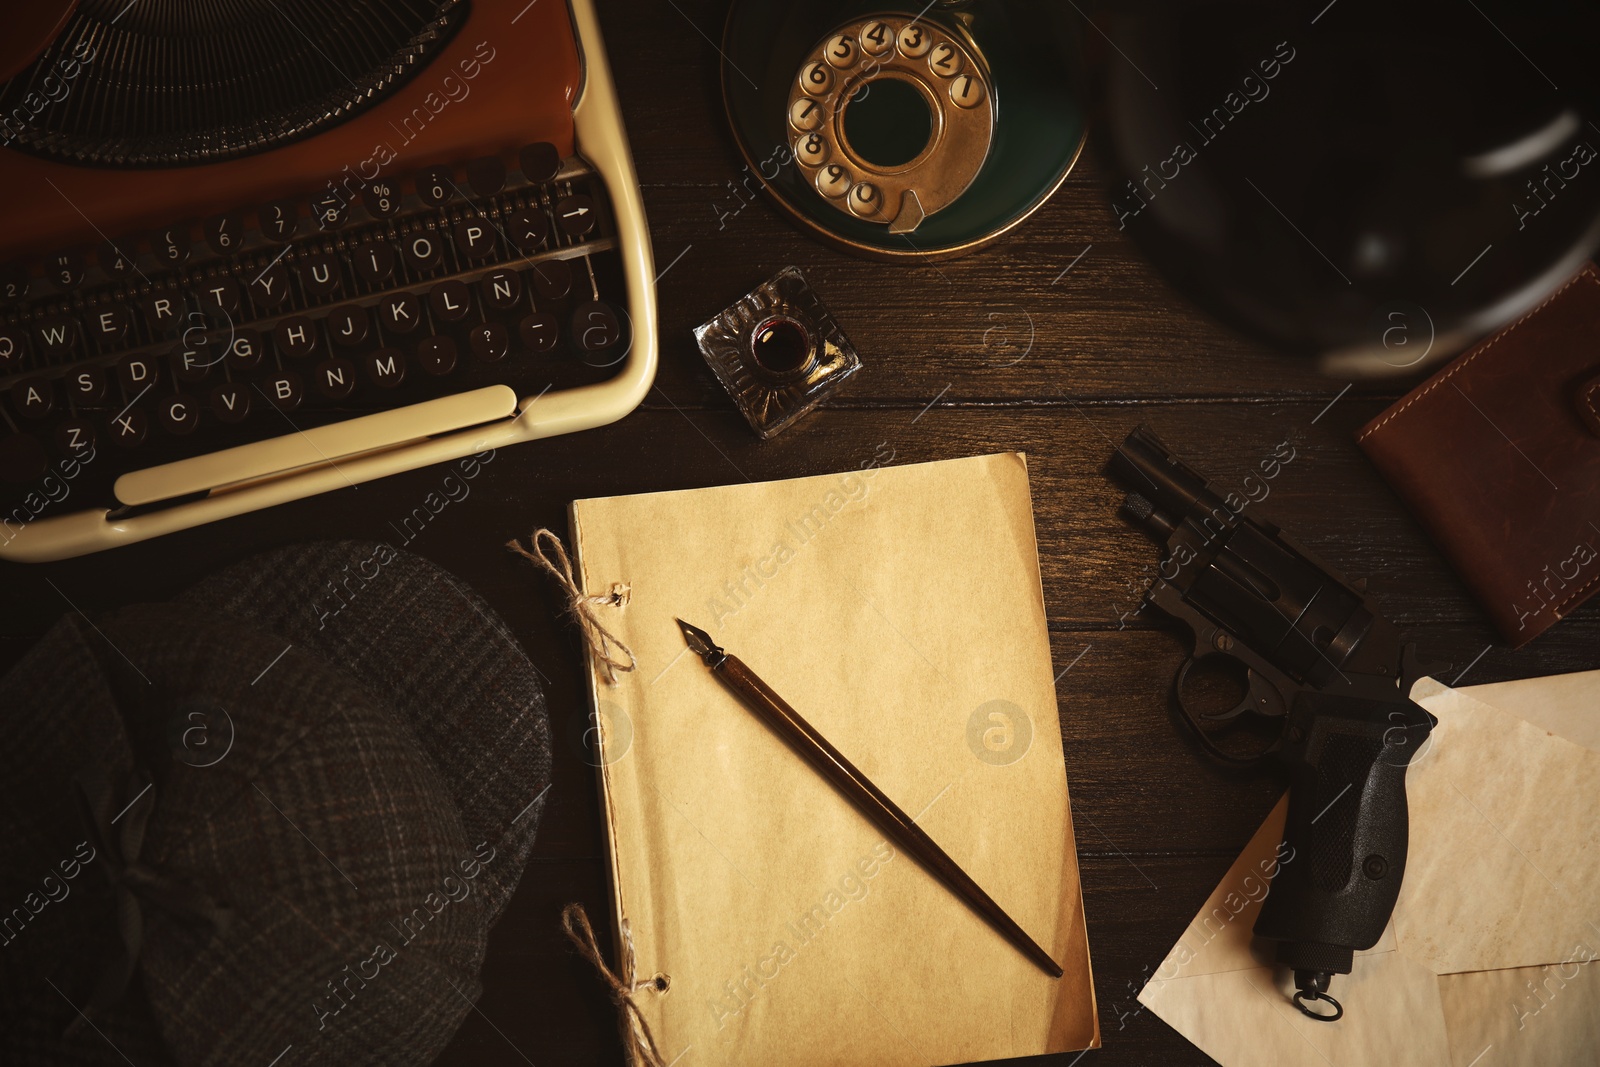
(0, 143, 631, 520)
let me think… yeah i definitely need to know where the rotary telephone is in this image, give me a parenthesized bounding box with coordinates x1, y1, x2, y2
(722, 1, 1085, 260)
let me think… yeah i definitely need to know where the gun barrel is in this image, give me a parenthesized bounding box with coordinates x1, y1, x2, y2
(1109, 425, 1231, 533)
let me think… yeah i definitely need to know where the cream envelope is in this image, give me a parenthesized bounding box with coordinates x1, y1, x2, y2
(1138, 671, 1600, 1067)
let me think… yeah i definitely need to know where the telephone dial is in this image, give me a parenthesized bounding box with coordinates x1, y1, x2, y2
(722, 1, 1085, 260)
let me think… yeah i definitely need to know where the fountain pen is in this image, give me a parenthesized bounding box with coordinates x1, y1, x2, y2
(675, 618, 1062, 978)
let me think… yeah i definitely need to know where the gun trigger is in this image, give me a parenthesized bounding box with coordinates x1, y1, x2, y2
(1243, 669, 1289, 718)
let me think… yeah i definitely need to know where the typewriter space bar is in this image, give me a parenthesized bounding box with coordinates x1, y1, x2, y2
(114, 386, 519, 507)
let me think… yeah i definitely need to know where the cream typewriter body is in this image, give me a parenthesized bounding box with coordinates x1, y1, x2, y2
(0, 0, 656, 561)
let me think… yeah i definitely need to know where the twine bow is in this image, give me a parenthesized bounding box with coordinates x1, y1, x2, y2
(508, 528, 636, 686)
(561, 903, 667, 1067)
(72, 767, 232, 1026)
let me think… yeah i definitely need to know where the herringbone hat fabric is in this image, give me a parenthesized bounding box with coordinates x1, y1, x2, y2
(0, 542, 551, 1067)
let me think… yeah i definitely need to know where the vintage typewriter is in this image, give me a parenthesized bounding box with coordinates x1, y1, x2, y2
(0, 0, 656, 561)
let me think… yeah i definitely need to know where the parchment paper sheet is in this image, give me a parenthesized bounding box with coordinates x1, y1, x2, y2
(1138, 671, 1600, 1067)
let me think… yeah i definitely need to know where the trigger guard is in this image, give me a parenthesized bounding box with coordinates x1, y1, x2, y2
(1175, 654, 1249, 724)
(1176, 656, 1284, 723)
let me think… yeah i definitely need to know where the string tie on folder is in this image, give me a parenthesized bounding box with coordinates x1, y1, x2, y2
(508, 528, 636, 686)
(561, 902, 667, 1067)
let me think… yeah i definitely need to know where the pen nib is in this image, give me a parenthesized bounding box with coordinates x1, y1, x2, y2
(676, 618, 718, 658)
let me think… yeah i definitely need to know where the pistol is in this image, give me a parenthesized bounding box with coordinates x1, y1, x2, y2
(1108, 424, 1435, 1022)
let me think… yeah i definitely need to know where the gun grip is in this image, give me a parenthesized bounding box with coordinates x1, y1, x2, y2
(1253, 691, 1432, 976)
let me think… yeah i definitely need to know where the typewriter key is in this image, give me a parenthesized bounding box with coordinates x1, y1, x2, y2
(365, 349, 406, 388)
(381, 292, 423, 334)
(402, 234, 443, 272)
(470, 323, 510, 363)
(313, 358, 357, 400)
(0, 265, 29, 301)
(11, 379, 53, 420)
(109, 408, 150, 448)
(429, 282, 472, 323)
(519, 142, 562, 185)
(0, 328, 24, 371)
(102, 240, 138, 279)
(153, 228, 189, 266)
(48, 251, 85, 291)
(416, 336, 459, 376)
(208, 382, 251, 423)
(468, 156, 508, 197)
(274, 317, 318, 359)
(249, 265, 292, 309)
(67, 365, 107, 403)
(204, 214, 244, 255)
(312, 192, 349, 230)
(532, 260, 572, 301)
(174, 336, 220, 383)
(91, 306, 131, 344)
(454, 220, 498, 260)
(227, 330, 264, 372)
(55, 420, 95, 458)
(353, 243, 396, 286)
(117, 355, 160, 393)
(518, 312, 560, 354)
(480, 270, 522, 311)
(262, 200, 301, 241)
(298, 254, 342, 298)
(556, 196, 596, 239)
(327, 306, 370, 347)
(264, 371, 305, 411)
(418, 167, 456, 208)
(508, 209, 550, 253)
(36, 317, 79, 356)
(200, 279, 241, 316)
(362, 183, 401, 219)
(158, 396, 201, 436)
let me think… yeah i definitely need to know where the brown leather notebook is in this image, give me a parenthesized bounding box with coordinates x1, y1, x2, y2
(1358, 263, 1600, 647)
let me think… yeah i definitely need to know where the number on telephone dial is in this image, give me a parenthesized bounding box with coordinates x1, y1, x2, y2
(786, 16, 995, 235)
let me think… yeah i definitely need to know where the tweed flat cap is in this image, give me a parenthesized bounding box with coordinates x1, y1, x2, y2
(0, 542, 551, 1067)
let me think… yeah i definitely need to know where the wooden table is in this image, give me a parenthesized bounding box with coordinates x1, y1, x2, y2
(4, 3, 1595, 1064)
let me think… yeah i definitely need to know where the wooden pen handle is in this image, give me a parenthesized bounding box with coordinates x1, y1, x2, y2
(715, 653, 1062, 978)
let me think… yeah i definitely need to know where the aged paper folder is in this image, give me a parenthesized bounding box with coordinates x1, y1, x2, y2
(568, 453, 1099, 1066)
(1137, 670, 1600, 1067)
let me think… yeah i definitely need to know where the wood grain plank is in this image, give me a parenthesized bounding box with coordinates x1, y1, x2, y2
(594, 0, 1460, 406)
(634, 174, 1443, 407)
